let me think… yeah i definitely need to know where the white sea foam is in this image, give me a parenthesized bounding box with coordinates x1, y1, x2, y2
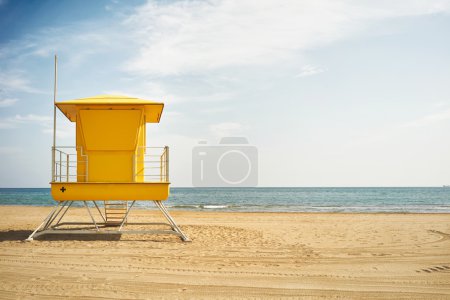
(202, 205, 228, 209)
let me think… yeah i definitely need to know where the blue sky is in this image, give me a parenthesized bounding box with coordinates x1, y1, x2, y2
(1, 0, 450, 187)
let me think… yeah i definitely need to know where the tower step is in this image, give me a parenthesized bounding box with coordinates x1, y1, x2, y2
(104, 201, 128, 226)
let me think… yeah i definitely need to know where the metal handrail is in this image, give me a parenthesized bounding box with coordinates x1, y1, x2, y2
(52, 146, 88, 182)
(133, 146, 169, 182)
(52, 146, 168, 183)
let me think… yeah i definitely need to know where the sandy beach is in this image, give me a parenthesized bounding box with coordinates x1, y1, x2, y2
(0, 206, 449, 299)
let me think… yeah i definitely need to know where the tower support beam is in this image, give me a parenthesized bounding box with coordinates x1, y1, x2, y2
(25, 200, 190, 242)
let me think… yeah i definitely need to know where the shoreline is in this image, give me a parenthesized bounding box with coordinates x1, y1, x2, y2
(0, 206, 449, 298)
(0, 204, 449, 215)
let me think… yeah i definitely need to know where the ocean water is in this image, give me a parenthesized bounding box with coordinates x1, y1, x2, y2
(0, 187, 449, 213)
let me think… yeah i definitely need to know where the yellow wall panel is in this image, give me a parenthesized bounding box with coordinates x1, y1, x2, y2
(87, 151, 134, 182)
(76, 109, 145, 183)
(79, 110, 142, 151)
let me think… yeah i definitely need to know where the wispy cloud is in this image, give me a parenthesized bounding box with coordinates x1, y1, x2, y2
(199, 106, 231, 114)
(0, 22, 123, 80)
(42, 127, 74, 139)
(0, 146, 23, 155)
(104, 81, 186, 103)
(29, 29, 115, 67)
(0, 71, 41, 94)
(401, 108, 450, 128)
(210, 122, 246, 137)
(123, 0, 450, 76)
(0, 121, 15, 129)
(0, 113, 74, 139)
(3, 0, 448, 100)
(348, 107, 450, 147)
(431, 101, 450, 109)
(296, 65, 326, 77)
(0, 114, 51, 128)
(14, 114, 52, 123)
(0, 98, 18, 107)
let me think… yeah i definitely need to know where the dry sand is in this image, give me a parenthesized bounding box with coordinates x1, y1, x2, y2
(0, 205, 449, 299)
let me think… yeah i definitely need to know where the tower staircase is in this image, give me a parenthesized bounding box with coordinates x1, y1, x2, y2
(104, 201, 128, 226)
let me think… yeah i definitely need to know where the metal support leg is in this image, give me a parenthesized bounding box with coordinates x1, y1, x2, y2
(155, 201, 190, 242)
(53, 201, 73, 227)
(118, 201, 135, 231)
(26, 203, 61, 241)
(44, 201, 67, 230)
(83, 201, 99, 231)
(27, 200, 189, 242)
(92, 201, 106, 223)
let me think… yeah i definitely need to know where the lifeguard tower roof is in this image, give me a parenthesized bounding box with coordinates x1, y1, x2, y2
(56, 94, 164, 123)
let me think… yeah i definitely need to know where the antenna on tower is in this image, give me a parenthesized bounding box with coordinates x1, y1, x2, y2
(51, 55, 58, 181)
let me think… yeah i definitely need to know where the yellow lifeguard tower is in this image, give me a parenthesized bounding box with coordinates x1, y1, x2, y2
(27, 90, 189, 241)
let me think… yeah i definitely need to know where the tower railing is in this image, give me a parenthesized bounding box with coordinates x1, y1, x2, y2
(51, 146, 168, 183)
(133, 146, 169, 182)
(52, 146, 88, 182)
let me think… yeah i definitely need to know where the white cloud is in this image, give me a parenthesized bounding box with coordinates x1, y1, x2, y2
(0, 98, 18, 107)
(0, 146, 23, 155)
(0, 116, 20, 129)
(347, 107, 450, 147)
(401, 108, 450, 128)
(123, 0, 450, 76)
(28, 29, 112, 58)
(104, 81, 185, 103)
(0, 113, 75, 139)
(0, 121, 16, 129)
(105, 83, 234, 104)
(296, 65, 326, 77)
(199, 106, 231, 114)
(14, 114, 52, 123)
(432, 101, 450, 109)
(42, 127, 74, 139)
(0, 22, 121, 78)
(0, 71, 40, 94)
(164, 111, 181, 117)
(0, 114, 51, 129)
(210, 122, 246, 137)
